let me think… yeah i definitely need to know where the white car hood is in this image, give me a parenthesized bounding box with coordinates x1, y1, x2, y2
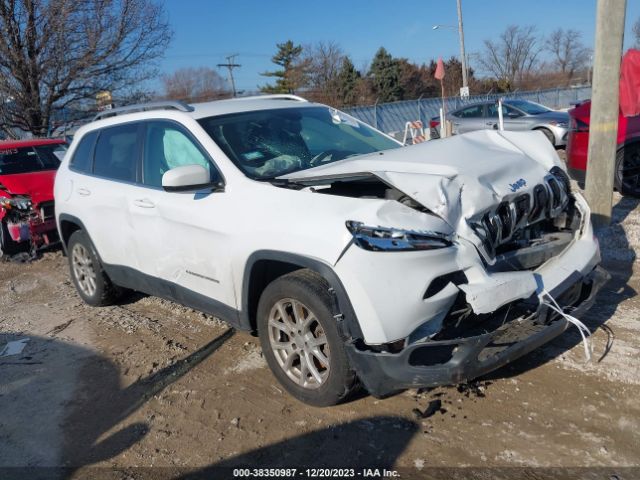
(280, 130, 564, 256)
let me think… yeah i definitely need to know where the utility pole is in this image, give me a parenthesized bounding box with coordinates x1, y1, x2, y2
(584, 0, 626, 228)
(456, 0, 468, 91)
(217, 54, 241, 97)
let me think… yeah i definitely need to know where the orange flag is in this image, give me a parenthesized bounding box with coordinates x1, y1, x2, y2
(434, 57, 445, 80)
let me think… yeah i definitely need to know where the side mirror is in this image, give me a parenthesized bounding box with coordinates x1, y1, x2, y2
(507, 112, 521, 118)
(162, 165, 223, 192)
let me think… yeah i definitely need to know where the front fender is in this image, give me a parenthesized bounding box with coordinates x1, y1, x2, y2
(240, 250, 364, 340)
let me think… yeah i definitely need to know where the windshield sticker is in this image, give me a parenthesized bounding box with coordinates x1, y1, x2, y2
(330, 109, 360, 128)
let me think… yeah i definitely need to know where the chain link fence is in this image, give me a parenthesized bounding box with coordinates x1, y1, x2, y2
(344, 86, 592, 135)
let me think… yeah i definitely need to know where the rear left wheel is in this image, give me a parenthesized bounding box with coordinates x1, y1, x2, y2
(67, 230, 122, 306)
(257, 269, 357, 406)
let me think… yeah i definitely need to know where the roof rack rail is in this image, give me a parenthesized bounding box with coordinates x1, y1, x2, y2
(232, 94, 308, 102)
(94, 100, 194, 121)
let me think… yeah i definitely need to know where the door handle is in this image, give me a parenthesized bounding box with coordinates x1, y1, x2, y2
(77, 188, 91, 196)
(133, 198, 155, 208)
(485, 122, 496, 126)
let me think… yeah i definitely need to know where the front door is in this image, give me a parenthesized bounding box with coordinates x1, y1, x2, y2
(486, 103, 529, 131)
(127, 120, 238, 315)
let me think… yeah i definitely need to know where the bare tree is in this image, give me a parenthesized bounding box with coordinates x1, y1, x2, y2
(546, 28, 591, 84)
(634, 17, 640, 48)
(162, 67, 230, 103)
(302, 41, 345, 105)
(0, 0, 172, 137)
(478, 25, 542, 90)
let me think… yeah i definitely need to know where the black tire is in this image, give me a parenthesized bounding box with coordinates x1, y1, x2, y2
(615, 144, 640, 197)
(0, 221, 22, 258)
(67, 230, 121, 306)
(257, 269, 357, 407)
(536, 128, 555, 146)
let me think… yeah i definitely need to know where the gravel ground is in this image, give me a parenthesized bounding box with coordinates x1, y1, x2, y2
(1, 183, 639, 479)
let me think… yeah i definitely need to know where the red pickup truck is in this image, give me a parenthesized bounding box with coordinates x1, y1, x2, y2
(566, 100, 640, 196)
(0, 138, 67, 257)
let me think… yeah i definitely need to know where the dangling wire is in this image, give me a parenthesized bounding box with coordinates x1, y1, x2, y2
(540, 290, 592, 362)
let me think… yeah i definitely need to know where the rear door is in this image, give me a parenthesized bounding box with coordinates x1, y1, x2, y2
(451, 104, 486, 134)
(68, 123, 144, 269)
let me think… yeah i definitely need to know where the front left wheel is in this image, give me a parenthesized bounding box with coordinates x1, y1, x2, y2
(257, 269, 358, 407)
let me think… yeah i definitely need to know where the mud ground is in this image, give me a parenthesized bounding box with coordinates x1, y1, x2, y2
(1, 183, 639, 479)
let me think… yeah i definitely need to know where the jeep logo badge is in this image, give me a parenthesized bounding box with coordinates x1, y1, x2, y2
(509, 178, 527, 192)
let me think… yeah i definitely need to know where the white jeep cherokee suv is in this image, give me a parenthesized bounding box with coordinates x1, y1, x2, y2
(55, 95, 607, 406)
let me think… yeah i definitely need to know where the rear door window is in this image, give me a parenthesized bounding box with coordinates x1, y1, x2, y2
(0, 147, 43, 174)
(69, 132, 98, 173)
(93, 124, 141, 182)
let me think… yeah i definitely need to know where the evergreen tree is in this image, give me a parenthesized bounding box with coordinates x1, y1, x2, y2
(260, 40, 305, 94)
(368, 47, 403, 102)
(336, 57, 360, 106)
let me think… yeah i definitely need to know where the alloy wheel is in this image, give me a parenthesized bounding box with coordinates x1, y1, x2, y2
(267, 298, 330, 389)
(71, 243, 97, 297)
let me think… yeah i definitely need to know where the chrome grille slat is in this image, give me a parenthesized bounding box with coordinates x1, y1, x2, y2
(470, 168, 572, 260)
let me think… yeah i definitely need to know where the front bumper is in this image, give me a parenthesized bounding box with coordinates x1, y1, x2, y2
(346, 265, 609, 398)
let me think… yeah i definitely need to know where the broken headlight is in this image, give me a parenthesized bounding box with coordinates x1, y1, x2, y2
(346, 221, 452, 251)
(0, 196, 33, 211)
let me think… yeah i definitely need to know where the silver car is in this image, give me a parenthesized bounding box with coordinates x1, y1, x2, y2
(430, 100, 570, 146)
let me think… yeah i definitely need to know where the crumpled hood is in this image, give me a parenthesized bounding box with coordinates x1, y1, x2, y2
(0, 170, 56, 205)
(280, 130, 565, 254)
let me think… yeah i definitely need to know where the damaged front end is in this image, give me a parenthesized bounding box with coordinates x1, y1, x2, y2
(345, 264, 608, 397)
(281, 130, 608, 397)
(0, 192, 59, 256)
(338, 171, 608, 397)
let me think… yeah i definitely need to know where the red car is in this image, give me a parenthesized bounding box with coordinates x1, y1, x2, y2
(0, 138, 67, 257)
(567, 100, 640, 196)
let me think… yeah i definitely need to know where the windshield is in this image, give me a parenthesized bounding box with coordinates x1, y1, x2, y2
(198, 106, 400, 180)
(0, 143, 67, 175)
(504, 100, 552, 115)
